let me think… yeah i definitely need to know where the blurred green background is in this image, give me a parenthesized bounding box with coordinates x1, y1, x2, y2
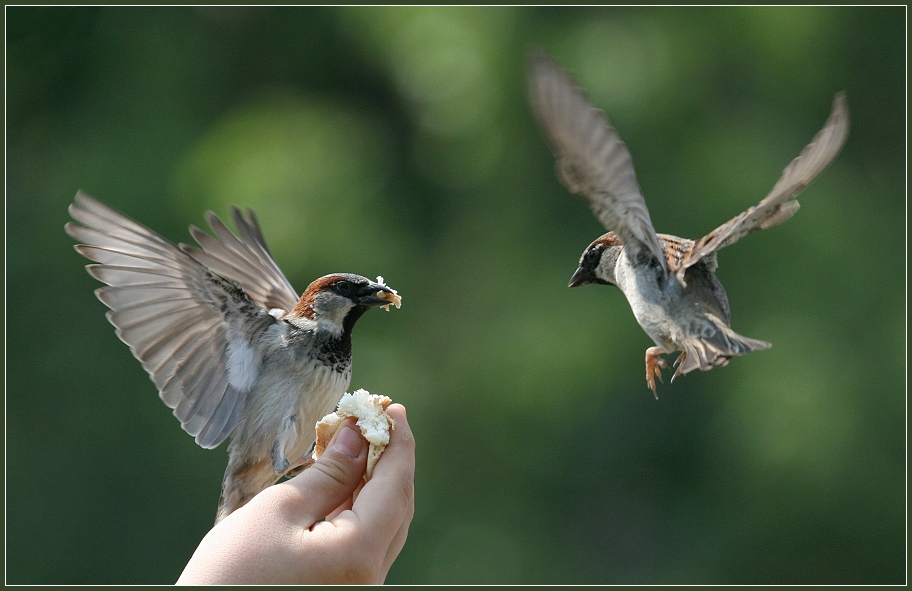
(5, 6, 905, 584)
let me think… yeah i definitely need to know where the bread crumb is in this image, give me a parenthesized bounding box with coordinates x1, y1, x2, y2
(375, 276, 402, 311)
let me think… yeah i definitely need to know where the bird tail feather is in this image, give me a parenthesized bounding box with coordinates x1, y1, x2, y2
(675, 322, 771, 377)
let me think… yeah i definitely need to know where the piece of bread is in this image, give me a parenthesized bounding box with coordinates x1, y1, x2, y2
(313, 389, 395, 479)
(374, 276, 402, 311)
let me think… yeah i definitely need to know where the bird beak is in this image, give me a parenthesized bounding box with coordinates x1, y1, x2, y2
(568, 266, 596, 287)
(354, 282, 401, 308)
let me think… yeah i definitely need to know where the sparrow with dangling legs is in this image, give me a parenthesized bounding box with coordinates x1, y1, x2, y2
(527, 49, 849, 397)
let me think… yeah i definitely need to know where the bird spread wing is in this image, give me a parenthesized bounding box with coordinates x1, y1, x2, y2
(527, 49, 667, 272)
(675, 92, 850, 282)
(65, 191, 289, 449)
(180, 208, 299, 315)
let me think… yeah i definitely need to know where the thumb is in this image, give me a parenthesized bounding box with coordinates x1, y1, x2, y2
(282, 418, 368, 525)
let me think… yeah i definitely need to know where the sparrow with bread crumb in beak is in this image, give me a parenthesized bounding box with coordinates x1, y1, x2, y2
(65, 192, 401, 523)
(527, 50, 849, 397)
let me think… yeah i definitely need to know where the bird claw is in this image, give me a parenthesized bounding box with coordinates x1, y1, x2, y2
(645, 348, 669, 399)
(670, 352, 687, 382)
(282, 455, 315, 479)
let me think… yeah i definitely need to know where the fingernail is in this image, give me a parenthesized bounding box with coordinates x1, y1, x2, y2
(333, 423, 365, 458)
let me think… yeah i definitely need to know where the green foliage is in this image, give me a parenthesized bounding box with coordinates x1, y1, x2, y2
(6, 6, 904, 584)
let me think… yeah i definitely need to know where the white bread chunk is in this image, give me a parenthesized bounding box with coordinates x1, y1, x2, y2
(313, 389, 395, 480)
(375, 276, 402, 311)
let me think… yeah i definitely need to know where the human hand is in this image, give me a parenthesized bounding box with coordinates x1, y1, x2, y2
(176, 403, 415, 585)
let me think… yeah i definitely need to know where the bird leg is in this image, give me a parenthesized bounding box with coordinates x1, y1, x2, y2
(645, 347, 668, 398)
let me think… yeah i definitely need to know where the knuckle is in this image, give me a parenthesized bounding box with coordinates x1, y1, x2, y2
(313, 453, 361, 489)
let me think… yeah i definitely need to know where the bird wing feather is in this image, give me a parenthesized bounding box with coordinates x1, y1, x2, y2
(527, 49, 667, 272)
(676, 92, 850, 281)
(65, 191, 284, 449)
(181, 207, 299, 314)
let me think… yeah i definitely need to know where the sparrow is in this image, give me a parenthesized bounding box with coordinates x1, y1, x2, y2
(527, 50, 849, 397)
(65, 191, 401, 522)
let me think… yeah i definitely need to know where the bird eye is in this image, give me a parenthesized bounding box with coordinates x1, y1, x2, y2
(585, 248, 601, 265)
(333, 280, 353, 295)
